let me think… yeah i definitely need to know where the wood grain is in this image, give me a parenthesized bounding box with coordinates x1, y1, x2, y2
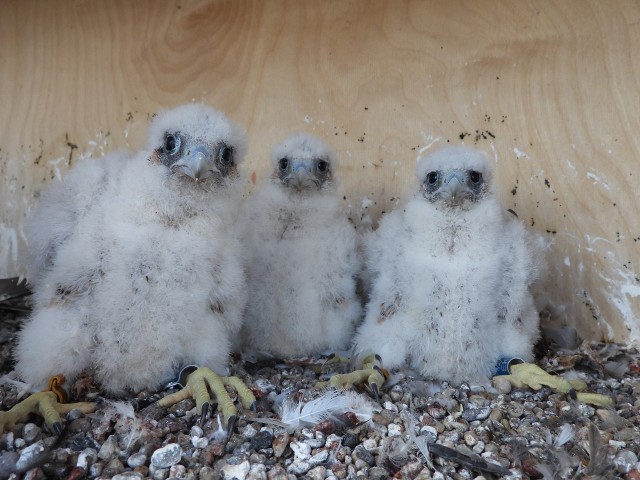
(1, 0, 638, 342)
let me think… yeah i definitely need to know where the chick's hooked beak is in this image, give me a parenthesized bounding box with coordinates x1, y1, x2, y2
(171, 145, 216, 182)
(285, 162, 317, 190)
(439, 171, 469, 205)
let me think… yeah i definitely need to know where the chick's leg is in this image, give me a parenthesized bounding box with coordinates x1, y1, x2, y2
(492, 362, 614, 408)
(0, 391, 95, 435)
(316, 354, 388, 400)
(157, 367, 256, 433)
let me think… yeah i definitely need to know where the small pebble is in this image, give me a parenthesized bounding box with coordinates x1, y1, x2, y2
(614, 450, 639, 474)
(15, 441, 45, 471)
(127, 452, 147, 468)
(352, 446, 375, 466)
(98, 435, 118, 460)
(150, 443, 182, 468)
(389, 385, 404, 402)
(387, 423, 402, 436)
(111, 473, 143, 480)
(290, 441, 311, 460)
(221, 459, 250, 480)
(242, 424, 258, 440)
(191, 435, 208, 449)
(272, 432, 289, 457)
(306, 466, 327, 480)
(309, 449, 329, 466)
(22, 424, 40, 444)
(287, 460, 311, 475)
(169, 464, 186, 477)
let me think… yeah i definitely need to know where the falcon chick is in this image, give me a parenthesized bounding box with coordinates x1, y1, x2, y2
(14, 104, 250, 407)
(353, 145, 541, 385)
(239, 133, 362, 359)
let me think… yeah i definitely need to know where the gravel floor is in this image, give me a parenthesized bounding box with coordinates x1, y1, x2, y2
(1, 298, 639, 480)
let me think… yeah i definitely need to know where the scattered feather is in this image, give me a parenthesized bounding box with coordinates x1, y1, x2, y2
(584, 423, 613, 476)
(553, 423, 575, 447)
(388, 437, 410, 468)
(403, 411, 435, 471)
(542, 326, 580, 349)
(429, 443, 511, 476)
(534, 462, 556, 480)
(254, 389, 374, 433)
(101, 400, 146, 450)
(604, 359, 630, 378)
(0, 372, 32, 399)
(208, 414, 228, 444)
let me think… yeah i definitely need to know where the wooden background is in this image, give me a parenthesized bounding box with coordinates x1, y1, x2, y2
(1, 0, 638, 343)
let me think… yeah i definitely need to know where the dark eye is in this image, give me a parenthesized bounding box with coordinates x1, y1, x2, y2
(279, 157, 289, 171)
(218, 146, 233, 167)
(163, 134, 180, 155)
(469, 170, 482, 184)
(316, 160, 328, 173)
(427, 172, 439, 185)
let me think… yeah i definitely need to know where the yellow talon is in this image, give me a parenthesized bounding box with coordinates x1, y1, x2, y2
(157, 367, 256, 431)
(0, 391, 95, 435)
(317, 354, 388, 399)
(492, 362, 614, 408)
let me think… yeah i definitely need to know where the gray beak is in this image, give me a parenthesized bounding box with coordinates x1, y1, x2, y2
(439, 171, 468, 205)
(171, 145, 215, 182)
(286, 162, 315, 190)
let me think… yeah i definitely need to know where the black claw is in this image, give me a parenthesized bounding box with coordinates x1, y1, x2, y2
(370, 382, 379, 401)
(226, 415, 237, 436)
(199, 402, 210, 428)
(327, 352, 336, 361)
(52, 422, 63, 436)
(374, 353, 382, 363)
(250, 401, 257, 412)
(568, 388, 577, 400)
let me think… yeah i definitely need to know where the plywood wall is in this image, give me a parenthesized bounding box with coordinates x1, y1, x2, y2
(1, 0, 638, 343)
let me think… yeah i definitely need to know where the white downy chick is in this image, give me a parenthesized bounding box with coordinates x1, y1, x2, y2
(354, 145, 541, 385)
(15, 103, 248, 394)
(239, 133, 362, 359)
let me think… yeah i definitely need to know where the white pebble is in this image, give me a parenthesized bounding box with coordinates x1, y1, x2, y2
(473, 441, 485, 454)
(112, 474, 143, 480)
(221, 460, 250, 480)
(614, 450, 639, 473)
(22, 423, 40, 444)
(309, 449, 329, 466)
(191, 435, 208, 449)
(361, 438, 377, 450)
(170, 464, 186, 478)
(127, 452, 147, 468)
(290, 441, 311, 460)
(420, 426, 438, 443)
(242, 424, 258, 440)
(98, 435, 117, 460)
(383, 401, 399, 413)
(287, 460, 311, 475)
(387, 423, 402, 436)
(16, 442, 45, 470)
(151, 443, 182, 468)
